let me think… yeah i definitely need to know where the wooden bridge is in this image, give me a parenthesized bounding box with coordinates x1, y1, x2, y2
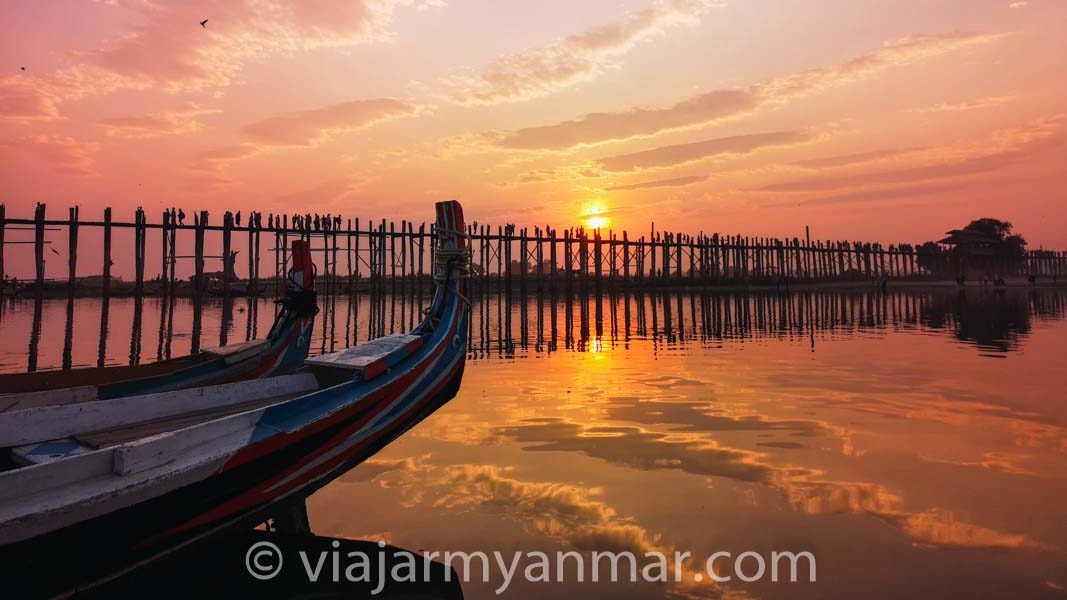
(1, 203, 1065, 299)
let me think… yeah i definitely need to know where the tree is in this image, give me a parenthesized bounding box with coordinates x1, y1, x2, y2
(915, 241, 945, 274)
(962, 218, 1027, 260)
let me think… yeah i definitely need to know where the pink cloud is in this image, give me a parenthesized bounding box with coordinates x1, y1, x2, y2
(498, 90, 758, 150)
(790, 182, 966, 207)
(789, 147, 924, 169)
(18, 0, 424, 118)
(0, 135, 98, 175)
(98, 103, 220, 138)
(597, 130, 811, 171)
(451, 0, 718, 105)
(185, 143, 262, 186)
(272, 176, 370, 210)
(604, 174, 707, 191)
(496, 31, 1000, 150)
(243, 98, 416, 146)
(0, 76, 62, 121)
(758, 117, 1065, 193)
(911, 95, 1015, 114)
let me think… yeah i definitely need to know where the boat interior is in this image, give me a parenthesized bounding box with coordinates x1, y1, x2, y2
(0, 333, 424, 473)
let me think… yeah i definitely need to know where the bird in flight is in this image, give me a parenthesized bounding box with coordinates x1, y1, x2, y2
(200, 19, 208, 28)
(20, 66, 26, 71)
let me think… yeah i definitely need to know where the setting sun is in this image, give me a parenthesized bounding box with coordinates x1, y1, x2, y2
(581, 204, 611, 230)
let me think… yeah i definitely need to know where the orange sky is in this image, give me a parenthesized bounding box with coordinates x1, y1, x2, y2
(1, 0, 1065, 248)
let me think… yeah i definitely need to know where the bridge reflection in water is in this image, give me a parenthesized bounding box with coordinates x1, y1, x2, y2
(1, 287, 1063, 373)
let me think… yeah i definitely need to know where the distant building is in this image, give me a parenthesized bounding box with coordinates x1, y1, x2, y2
(936, 229, 999, 257)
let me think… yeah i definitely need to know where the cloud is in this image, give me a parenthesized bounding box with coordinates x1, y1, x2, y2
(185, 143, 263, 186)
(789, 182, 965, 207)
(0, 76, 63, 121)
(780, 477, 1034, 550)
(243, 98, 417, 146)
(497, 412, 1034, 551)
(272, 176, 369, 209)
(435, 465, 704, 592)
(605, 174, 708, 191)
(757, 115, 1065, 193)
(1008, 1, 1028, 7)
(597, 130, 811, 171)
(450, 0, 719, 105)
(911, 94, 1015, 113)
(789, 147, 924, 169)
(497, 89, 759, 150)
(509, 166, 604, 186)
(495, 418, 777, 484)
(0, 135, 97, 175)
(901, 509, 1033, 549)
(98, 103, 220, 138)
(754, 32, 1002, 100)
(187, 97, 416, 185)
(494, 31, 1000, 150)
(14, 0, 431, 118)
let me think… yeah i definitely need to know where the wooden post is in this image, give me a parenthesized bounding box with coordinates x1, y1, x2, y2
(101, 208, 112, 296)
(67, 206, 79, 296)
(609, 232, 617, 285)
(649, 224, 657, 280)
(161, 210, 169, 294)
(222, 211, 233, 297)
(407, 221, 416, 302)
(536, 227, 544, 293)
(254, 214, 261, 294)
(34, 203, 46, 292)
(389, 220, 397, 300)
(804, 225, 812, 279)
(505, 225, 514, 298)
(563, 228, 572, 292)
(134, 207, 146, 294)
(194, 211, 207, 296)
(356, 215, 364, 288)
(247, 216, 255, 294)
(521, 227, 529, 297)
(550, 227, 558, 286)
(593, 228, 602, 289)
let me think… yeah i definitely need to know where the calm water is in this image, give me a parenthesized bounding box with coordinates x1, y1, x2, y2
(1, 289, 1065, 598)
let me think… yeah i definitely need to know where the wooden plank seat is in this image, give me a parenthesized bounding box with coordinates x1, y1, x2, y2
(306, 334, 424, 384)
(201, 339, 270, 365)
(1, 374, 318, 453)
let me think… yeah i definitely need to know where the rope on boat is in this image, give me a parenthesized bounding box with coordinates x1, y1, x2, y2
(427, 226, 472, 327)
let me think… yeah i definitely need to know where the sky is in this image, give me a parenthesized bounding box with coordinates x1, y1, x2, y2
(1, 0, 1065, 249)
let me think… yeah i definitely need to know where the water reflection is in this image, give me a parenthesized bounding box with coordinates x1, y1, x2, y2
(2, 289, 1065, 599)
(2, 288, 1065, 372)
(305, 304, 1067, 599)
(96, 295, 109, 368)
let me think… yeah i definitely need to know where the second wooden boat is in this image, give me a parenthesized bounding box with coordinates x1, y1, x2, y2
(0, 241, 320, 406)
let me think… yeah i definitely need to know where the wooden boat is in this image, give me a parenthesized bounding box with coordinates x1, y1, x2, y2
(0, 200, 469, 597)
(0, 242, 320, 405)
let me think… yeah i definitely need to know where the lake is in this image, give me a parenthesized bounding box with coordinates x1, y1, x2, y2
(1, 288, 1064, 599)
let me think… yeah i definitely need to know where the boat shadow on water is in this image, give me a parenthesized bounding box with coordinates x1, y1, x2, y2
(98, 528, 465, 600)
